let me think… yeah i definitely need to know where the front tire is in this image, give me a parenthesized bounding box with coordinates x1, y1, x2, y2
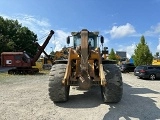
(48, 64, 70, 102)
(101, 64, 123, 103)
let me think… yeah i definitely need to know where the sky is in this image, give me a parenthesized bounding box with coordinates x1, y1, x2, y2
(0, 0, 160, 58)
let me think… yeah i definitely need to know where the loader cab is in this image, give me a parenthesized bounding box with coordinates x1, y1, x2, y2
(69, 30, 99, 49)
(73, 34, 81, 48)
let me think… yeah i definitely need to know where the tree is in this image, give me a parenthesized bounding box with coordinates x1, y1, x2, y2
(108, 48, 117, 60)
(155, 52, 159, 59)
(156, 52, 159, 57)
(133, 35, 153, 66)
(0, 16, 38, 57)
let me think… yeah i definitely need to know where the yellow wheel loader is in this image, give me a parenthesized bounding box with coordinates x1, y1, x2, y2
(48, 29, 123, 103)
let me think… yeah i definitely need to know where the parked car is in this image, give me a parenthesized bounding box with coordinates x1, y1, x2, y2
(134, 65, 160, 80)
(120, 63, 136, 73)
(134, 65, 146, 76)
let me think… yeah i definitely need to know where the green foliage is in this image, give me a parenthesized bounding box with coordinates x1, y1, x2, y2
(133, 35, 153, 66)
(0, 16, 38, 57)
(155, 52, 159, 59)
(108, 48, 117, 60)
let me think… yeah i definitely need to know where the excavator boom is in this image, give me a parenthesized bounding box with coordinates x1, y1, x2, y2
(32, 30, 54, 65)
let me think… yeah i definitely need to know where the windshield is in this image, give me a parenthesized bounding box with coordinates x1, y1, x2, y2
(74, 36, 81, 47)
(88, 38, 95, 47)
(73, 36, 97, 49)
(135, 66, 146, 70)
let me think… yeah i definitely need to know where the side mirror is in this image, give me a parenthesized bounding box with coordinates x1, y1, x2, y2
(66, 36, 70, 44)
(100, 36, 104, 44)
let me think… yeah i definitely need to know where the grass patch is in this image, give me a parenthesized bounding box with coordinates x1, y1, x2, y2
(0, 70, 50, 84)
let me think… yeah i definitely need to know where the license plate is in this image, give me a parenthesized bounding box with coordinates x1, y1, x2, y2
(136, 72, 139, 73)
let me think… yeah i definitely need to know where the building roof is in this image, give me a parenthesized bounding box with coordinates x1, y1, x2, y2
(1, 52, 24, 55)
(116, 51, 126, 58)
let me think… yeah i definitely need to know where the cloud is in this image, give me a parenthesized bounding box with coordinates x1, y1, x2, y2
(15, 14, 51, 38)
(52, 30, 71, 51)
(117, 43, 136, 58)
(16, 14, 50, 27)
(109, 23, 136, 39)
(0, 14, 11, 19)
(144, 23, 160, 36)
(103, 37, 109, 47)
(0, 13, 51, 39)
(126, 44, 136, 58)
(156, 37, 160, 52)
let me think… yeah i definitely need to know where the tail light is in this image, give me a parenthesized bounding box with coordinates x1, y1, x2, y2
(140, 69, 145, 73)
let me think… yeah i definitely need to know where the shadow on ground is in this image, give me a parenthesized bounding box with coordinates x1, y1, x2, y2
(54, 83, 160, 119)
(103, 83, 160, 120)
(55, 86, 103, 108)
(0, 67, 14, 73)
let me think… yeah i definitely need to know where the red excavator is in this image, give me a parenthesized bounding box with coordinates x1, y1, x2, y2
(1, 30, 54, 74)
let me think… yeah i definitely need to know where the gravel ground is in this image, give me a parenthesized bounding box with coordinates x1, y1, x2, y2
(0, 71, 160, 120)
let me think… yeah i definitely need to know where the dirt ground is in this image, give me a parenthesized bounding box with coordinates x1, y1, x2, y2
(0, 70, 160, 120)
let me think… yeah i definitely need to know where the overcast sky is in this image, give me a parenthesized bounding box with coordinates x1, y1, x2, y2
(0, 0, 160, 58)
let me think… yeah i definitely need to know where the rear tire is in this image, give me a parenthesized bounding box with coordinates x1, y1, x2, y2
(101, 64, 123, 103)
(48, 64, 70, 102)
(149, 74, 156, 80)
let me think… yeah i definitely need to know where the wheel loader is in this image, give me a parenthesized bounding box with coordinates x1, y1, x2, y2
(48, 29, 123, 103)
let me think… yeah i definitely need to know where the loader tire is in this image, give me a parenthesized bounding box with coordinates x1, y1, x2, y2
(101, 64, 123, 103)
(48, 64, 70, 102)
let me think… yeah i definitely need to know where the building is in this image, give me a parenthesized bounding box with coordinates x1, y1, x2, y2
(116, 51, 126, 58)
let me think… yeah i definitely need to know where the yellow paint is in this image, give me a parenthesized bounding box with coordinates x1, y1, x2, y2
(152, 59, 160, 65)
(32, 58, 44, 71)
(32, 62, 43, 70)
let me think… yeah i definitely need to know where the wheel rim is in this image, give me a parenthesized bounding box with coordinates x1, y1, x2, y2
(150, 74, 155, 80)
